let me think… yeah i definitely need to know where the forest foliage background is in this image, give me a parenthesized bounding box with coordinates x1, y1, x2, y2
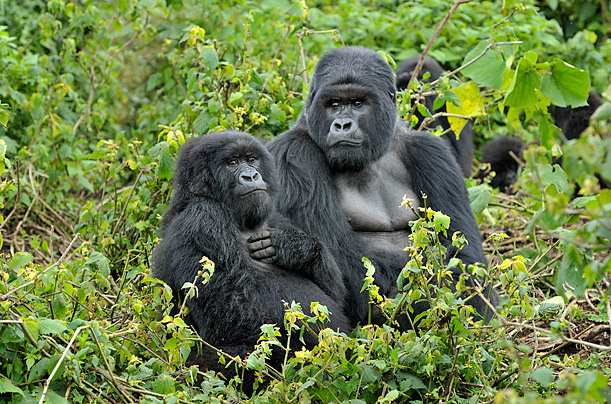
(0, 0, 610, 403)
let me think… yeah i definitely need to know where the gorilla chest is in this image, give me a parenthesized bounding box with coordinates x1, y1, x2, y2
(333, 150, 419, 233)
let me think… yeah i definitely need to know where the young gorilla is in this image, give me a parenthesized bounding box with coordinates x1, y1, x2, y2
(480, 92, 604, 193)
(553, 91, 603, 140)
(152, 131, 350, 377)
(479, 136, 525, 193)
(268, 46, 498, 328)
(396, 54, 475, 177)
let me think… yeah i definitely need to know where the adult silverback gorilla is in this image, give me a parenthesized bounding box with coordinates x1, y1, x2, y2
(152, 131, 350, 378)
(396, 54, 475, 177)
(268, 46, 497, 327)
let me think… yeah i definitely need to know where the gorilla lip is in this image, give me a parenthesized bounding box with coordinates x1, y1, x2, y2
(240, 188, 267, 197)
(329, 139, 363, 147)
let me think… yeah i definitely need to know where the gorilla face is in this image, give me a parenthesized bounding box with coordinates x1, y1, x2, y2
(306, 47, 398, 172)
(173, 131, 277, 230)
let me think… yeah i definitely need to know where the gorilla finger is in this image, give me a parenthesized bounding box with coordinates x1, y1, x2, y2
(260, 255, 278, 264)
(248, 238, 273, 252)
(251, 246, 276, 260)
(247, 229, 272, 243)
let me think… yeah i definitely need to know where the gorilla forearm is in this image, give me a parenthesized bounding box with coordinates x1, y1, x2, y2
(270, 226, 347, 302)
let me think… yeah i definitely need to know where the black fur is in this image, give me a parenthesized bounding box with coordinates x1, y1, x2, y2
(479, 136, 525, 193)
(553, 91, 603, 140)
(152, 131, 350, 379)
(396, 54, 475, 177)
(268, 47, 498, 328)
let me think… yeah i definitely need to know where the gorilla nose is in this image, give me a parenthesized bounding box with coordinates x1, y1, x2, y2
(240, 171, 260, 182)
(333, 119, 353, 132)
(328, 117, 361, 147)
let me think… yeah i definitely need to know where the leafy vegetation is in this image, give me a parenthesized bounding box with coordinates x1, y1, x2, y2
(0, 0, 609, 402)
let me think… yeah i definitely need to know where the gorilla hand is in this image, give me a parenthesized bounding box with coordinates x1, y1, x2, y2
(248, 229, 278, 264)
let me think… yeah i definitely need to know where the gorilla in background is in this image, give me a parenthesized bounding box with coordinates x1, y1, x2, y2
(268, 46, 498, 328)
(480, 91, 603, 192)
(152, 131, 350, 381)
(553, 91, 603, 140)
(479, 136, 525, 193)
(396, 54, 475, 177)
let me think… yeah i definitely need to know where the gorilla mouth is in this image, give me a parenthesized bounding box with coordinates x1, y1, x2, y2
(240, 188, 268, 197)
(330, 139, 363, 147)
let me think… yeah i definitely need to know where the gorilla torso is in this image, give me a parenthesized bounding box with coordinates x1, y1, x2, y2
(334, 136, 419, 258)
(269, 46, 498, 326)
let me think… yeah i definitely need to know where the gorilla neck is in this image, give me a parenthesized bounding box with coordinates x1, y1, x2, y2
(232, 194, 272, 231)
(333, 139, 420, 254)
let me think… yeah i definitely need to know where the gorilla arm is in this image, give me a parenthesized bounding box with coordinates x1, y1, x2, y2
(399, 129, 499, 320)
(399, 129, 486, 266)
(248, 213, 347, 303)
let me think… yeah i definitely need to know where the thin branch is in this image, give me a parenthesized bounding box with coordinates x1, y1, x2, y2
(39, 325, 89, 404)
(90, 327, 136, 403)
(408, 0, 472, 88)
(476, 290, 611, 352)
(441, 41, 522, 82)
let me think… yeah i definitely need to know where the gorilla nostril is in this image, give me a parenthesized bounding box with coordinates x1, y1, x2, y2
(342, 122, 352, 131)
(334, 122, 342, 130)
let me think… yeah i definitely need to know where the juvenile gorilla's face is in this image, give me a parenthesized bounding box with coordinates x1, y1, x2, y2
(305, 47, 398, 173)
(223, 146, 273, 229)
(175, 131, 277, 230)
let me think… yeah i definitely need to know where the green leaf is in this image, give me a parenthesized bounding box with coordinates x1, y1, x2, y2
(576, 370, 608, 402)
(433, 211, 450, 233)
(202, 48, 219, 71)
(86, 252, 111, 278)
(157, 143, 174, 180)
(0, 377, 24, 396)
(24, 318, 39, 342)
(193, 111, 210, 134)
(359, 364, 382, 384)
(541, 164, 569, 193)
(541, 58, 590, 108)
(38, 319, 67, 335)
(152, 374, 175, 394)
(44, 389, 69, 404)
(9, 252, 33, 270)
(462, 41, 506, 90)
(468, 184, 492, 215)
(531, 367, 554, 386)
(504, 54, 541, 107)
(0, 138, 6, 159)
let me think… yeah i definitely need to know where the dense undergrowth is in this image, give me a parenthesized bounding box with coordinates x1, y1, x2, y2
(0, 0, 609, 402)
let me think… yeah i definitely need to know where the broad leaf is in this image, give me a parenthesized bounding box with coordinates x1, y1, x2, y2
(462, 41, 506, 90)
(504, 53, 541, 107)
(541, 58, 590, 107)
(446, 82, 485, 135)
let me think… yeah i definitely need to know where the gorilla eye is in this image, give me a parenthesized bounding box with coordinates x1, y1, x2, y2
(247, 157, 256, 163)
(330, 99, 341, 109)
(228, 160, 238, 166)
(352, 99, 364, 107)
